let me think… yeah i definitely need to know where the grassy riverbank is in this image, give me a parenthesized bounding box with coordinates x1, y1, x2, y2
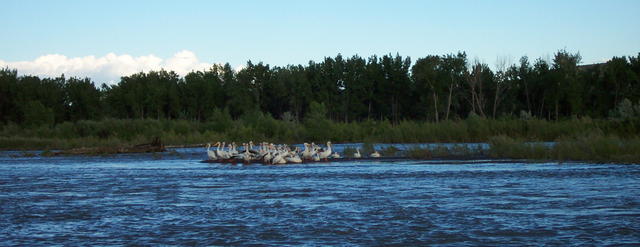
(399, 132, 640, 164)
(0, 116, 634, 149)
(1, 117, 639, 163)
(487, 134, 640, 164)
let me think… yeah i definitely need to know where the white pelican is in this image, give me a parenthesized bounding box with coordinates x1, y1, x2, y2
(241, 143, 253, 163)
(272, 150, 287, 164)
(216, 142, 230, 159)
(370, 150, 381, 158)
(229, 142, 239, 157)
(318, 141, 333, 160)
(354, 148, 361, 158)
(285, 147, 303, 163)
(312, 152, 320, 161)
(302, 143, 313, 160)
(263, 152, 273, 164)
(206, 143, 217, 160)
(248, 141, 260, 156)
(258, 142, 268, 157)
(263, 143, 274, 164)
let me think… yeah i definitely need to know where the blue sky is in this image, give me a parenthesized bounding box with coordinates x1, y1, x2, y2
(1, 0, 639, 83)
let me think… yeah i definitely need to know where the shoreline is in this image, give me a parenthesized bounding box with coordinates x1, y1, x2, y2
(199, 155, 599, 165)
(1, 148, 633, 164)
(1, 136, 638, 164)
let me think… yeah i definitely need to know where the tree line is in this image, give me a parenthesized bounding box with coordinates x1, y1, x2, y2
(1, 50, 639, 127)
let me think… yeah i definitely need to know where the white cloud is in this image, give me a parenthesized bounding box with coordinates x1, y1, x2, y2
(0, 50, 214, 84)
(234, 64, 246, 72)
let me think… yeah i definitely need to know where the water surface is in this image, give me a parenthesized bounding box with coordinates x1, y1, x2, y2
(1, 148, 639, 246)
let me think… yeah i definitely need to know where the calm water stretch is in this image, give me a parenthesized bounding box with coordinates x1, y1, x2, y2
(1, 144, 639, 246)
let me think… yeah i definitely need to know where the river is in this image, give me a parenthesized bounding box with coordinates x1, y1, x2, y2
(1, 146, 639, 246)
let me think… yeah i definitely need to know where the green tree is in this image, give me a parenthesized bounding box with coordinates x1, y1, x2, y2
(342, 55, 368, 121)
(439, 52, 467, 121)
(0, 68, 19, 123)
(304, 101, 331, 141)
(464, 61, 493, 118)
(225, 63, 255, 118)
(263, 66, 289, 118)
(65, 77, 102, 121)
(364, 55, 384, 119)
(531, 58, 552, 118)
(22, 100, 54, 127)
(284, 65, 311, 121)
(412, 56, 442, 121)
(182, 65, 225, 121)
(552, 50, 582, 118)
(380, 54, 412, 123)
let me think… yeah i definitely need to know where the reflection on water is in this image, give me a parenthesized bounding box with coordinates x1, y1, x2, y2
(0, 147, 639, 245)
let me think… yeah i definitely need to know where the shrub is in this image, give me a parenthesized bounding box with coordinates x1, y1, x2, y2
(22, 101, 54, 127)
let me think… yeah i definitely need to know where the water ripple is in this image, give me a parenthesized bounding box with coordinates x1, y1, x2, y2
(1, 152, 639, 245)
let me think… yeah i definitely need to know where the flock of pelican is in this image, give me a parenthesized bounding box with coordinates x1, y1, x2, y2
(205, 141, 381, 164)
